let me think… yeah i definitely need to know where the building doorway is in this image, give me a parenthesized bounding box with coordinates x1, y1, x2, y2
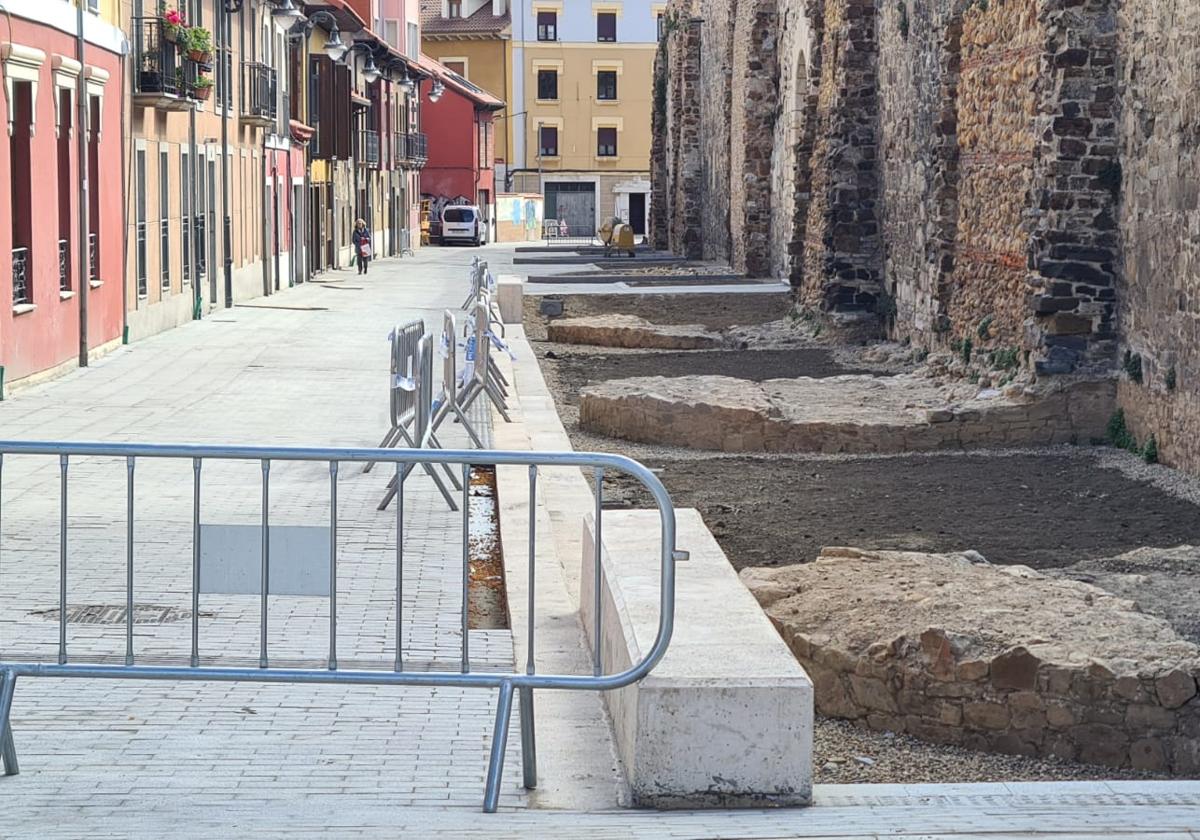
(628, 192, 646, 236)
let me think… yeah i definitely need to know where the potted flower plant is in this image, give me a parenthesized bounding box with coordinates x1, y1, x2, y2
(191, 74, 214, 101)
(161, 8, 186, 43)
(184, 27, 213, 63)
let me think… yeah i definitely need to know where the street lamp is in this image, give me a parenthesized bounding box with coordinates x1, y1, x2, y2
(272, 0, 305, 22)
(342, 42, 382, 84)
(289, 11, 348, 61)
(429, 80, 444, 103)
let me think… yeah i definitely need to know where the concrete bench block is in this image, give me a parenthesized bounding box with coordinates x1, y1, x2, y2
(496, 274, 524, 325)
(580, 508, 813, 807)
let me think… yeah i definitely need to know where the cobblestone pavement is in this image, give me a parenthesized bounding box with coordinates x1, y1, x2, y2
(0, 246, 531, 820)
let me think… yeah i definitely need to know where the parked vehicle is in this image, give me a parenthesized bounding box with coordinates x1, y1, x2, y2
(441, 205, 485, 246)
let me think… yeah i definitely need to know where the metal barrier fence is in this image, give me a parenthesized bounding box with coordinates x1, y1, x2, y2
(364, 320, 426, 470)
(0, 440, 681, 812)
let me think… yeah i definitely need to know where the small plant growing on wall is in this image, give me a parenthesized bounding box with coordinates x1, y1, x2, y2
(1166, 366, 1177, 391)
(1123, 349, 1143, 384)
(1143, 435, 1159, 464)
(897, 1, 910, 38)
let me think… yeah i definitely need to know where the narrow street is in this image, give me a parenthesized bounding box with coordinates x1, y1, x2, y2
(0, 246, 534, 824)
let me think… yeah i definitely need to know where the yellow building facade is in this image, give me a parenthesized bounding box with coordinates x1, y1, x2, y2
(509, 0, 656, 235)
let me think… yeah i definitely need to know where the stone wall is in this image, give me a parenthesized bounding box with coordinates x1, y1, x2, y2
(876, 0, 957, 342)
(744, 548, 1200, 774)
(942, 0, 1042, 353)
(648, 0, 1200, 474)
(1113, 0, 1200, 473)
(730, 0, 782, 276)
(795, 0, 884, 312)
(698, 0, 735, 263)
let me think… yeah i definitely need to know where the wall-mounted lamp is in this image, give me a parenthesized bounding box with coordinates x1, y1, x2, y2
(290, 10, 348, 61)
(272, 0, 305, 22)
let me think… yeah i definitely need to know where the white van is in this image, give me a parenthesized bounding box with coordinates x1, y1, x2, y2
(441, 205, 485, 246)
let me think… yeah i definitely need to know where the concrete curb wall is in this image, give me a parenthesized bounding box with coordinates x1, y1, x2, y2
(581, 509, 814, 807)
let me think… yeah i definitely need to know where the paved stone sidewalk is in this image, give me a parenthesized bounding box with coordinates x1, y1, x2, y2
(0, 246, 533, 818)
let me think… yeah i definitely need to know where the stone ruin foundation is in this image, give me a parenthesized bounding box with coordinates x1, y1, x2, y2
(742, 548, 1200, 774)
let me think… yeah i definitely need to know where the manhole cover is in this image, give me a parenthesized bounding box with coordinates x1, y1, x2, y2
(29, 604, 206, 625)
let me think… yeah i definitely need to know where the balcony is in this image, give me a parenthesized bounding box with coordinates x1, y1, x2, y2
(12, 247, 30, 307)
(396, 132, 428, 169)
(358, 129, 380, 168)
(132, 17, 194, 112)
(240, 61, 277, 129)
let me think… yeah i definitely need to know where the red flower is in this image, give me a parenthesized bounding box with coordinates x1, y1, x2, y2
(164, 9, 185, 25)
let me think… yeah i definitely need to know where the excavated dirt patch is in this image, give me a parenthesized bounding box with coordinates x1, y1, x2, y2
(544, 347, 873, 408)
(599, 453, 1200, 580)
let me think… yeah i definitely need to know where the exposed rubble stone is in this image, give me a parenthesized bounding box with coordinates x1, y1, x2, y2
(579, 373, 1114, 454)
(741, 547, 1200, 773)
(545, 315, 725, 350)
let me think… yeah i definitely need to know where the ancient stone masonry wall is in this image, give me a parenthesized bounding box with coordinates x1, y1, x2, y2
(1026, 0, 1121, 375)
(942, 0, 1041, 355)
(1114, 0, 1200, 473)
(747, 549, 1200, 774)
(649, 42, 670, 251)
(698, 0, 735, 263)
(664, 5, 705, 260)
(730, 0, 782, 276)
(876, 0, 958, 343)
(795, 0, 884, 312)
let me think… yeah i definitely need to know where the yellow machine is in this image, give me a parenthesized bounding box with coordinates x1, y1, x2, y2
(598, 217, 636, 257)
(420, 200, 432, 246)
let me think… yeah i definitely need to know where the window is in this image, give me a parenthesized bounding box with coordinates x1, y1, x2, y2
(597, 127, 617, 157)
(536, 11, 557, 41)
(87, 95, 100, 285)
(443, 207, 475, 223)
(538, 125, 558, 157)
(657, 13, 664, 39)
(136, 149, 147, 297)
(160, 149, 171, 291)
(537, 69, 558, 100)
(597, 12, 616, 41)
(407, 22, 419, 59)
(448, 0, 462, 16)
(445, 60, 466, 76)
(10, 80, 33, 307)
(57, 88, 72, 293)
(597, 70, 617, 101)
(181, 149, 191, 283)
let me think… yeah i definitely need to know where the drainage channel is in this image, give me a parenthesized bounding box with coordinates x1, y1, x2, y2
(467, 465, 510, 630)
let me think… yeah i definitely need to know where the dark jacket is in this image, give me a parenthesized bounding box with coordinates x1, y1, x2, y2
(352, 227, 371, 246)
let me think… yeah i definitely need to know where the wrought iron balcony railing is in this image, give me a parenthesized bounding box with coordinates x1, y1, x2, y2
(132, 17, 194, 111)
(240, 61, 277, 128)
(12, 247, 30, 307)
(359, 129, 380, 167)
(395, 132, 428, 168)
(88, 232, 98, 285)
(59, 239, 70, 293)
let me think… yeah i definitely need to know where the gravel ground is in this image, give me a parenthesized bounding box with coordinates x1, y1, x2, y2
(813, 718, 1168, 784)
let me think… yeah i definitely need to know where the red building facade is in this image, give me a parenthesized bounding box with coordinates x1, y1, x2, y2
(419, 57, 502, 240)
(0, 11, 125, 388)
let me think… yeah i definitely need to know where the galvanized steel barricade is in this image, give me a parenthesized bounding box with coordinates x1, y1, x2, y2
(0, 440, 682, 812)
(376, 334, 462, 512)
(458, 298, 512, 422)
(430, 310, 486, 449)
(363, 319, 425, 474)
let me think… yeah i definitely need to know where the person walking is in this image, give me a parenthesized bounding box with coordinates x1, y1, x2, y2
(352, 219, 372, 275)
